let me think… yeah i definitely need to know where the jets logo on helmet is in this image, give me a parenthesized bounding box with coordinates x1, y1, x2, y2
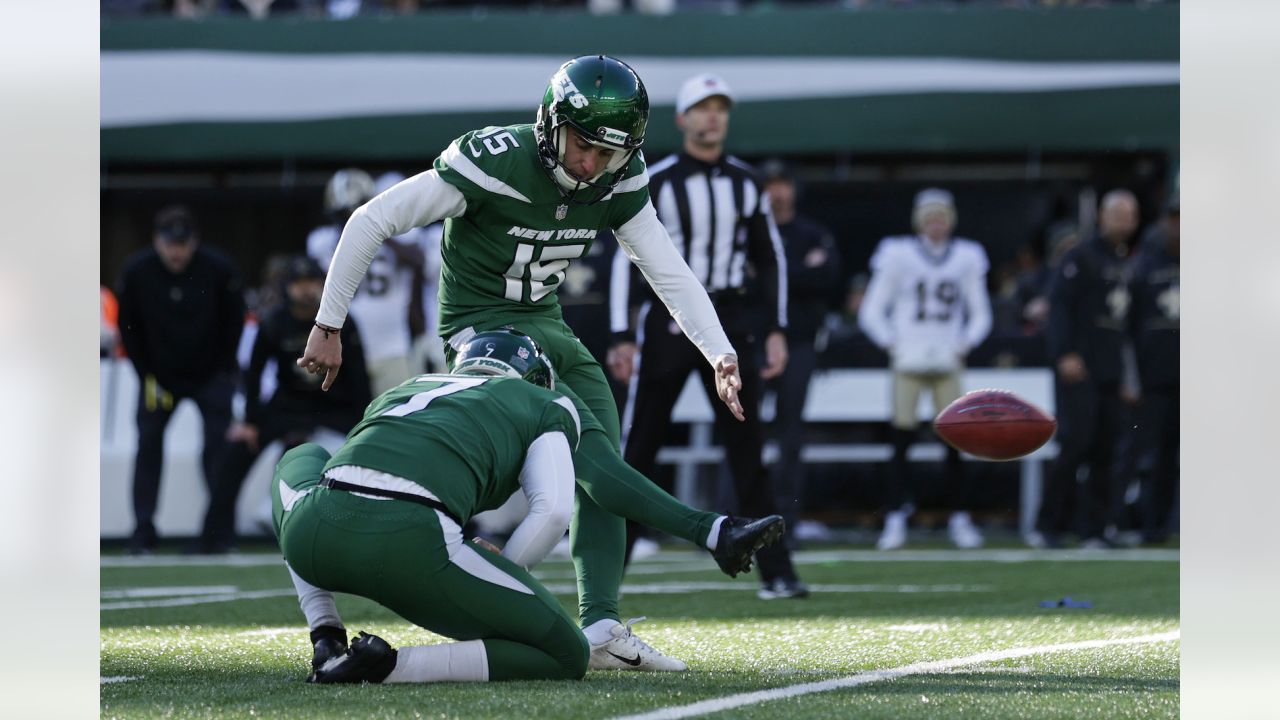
(552, 71, 590, 110)
(535, 54, 649, 205)
(453, 329, 555, 390)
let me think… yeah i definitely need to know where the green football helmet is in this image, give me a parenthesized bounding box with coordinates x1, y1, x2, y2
(453, 329, 556, 391)
(535, 54, 649, 205)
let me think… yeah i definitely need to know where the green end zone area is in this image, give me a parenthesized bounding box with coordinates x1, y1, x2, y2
(101, 548, 1178, 719)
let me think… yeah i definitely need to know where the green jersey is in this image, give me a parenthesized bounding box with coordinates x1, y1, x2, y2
(323, 374, 581, 522)
(433, 124, 651, 338)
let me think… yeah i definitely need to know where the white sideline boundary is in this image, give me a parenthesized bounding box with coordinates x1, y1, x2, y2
(100, 581, 988, 611)
(100, 588, 296, 610)
(610, 630, 1181, 720)
(100, 547, 1178, 569)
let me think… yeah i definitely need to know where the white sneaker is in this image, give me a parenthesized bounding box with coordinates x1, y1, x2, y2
(587, 617, 688, 672)
(948, 512, 984, 549)
(877, 511, 909, 551)
(631, 537, 661, 562)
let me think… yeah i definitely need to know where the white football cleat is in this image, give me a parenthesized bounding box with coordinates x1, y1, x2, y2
(588, 617, 687, 672)
(948, 512, 984, 549)
(876, 510, 908, 551)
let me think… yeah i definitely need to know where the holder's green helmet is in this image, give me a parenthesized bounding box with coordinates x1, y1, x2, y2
(535, 55, 648, 204)
(453, 329, 556, 391)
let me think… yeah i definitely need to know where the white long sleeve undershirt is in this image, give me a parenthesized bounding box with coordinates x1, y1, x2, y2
(501, 431, 576, 570)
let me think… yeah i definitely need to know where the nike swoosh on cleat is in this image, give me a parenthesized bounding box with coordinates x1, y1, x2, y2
(608, 651, 643, 667)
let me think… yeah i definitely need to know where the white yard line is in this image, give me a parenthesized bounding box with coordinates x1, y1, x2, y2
(101, 585, 239, 599)
(100, 676, 141, 684)
(100, 588, 296, 610)
(238, 627, 306, 637)
(610, 630, 1180, 720)
(101, 554, 286, 568)
(101, 547, 1178, 569)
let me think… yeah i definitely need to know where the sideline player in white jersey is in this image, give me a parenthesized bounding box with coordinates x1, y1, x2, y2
(308, 169, 422, 394)
(858, 188, 992, 550)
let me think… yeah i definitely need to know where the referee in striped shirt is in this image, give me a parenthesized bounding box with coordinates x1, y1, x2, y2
(608, 74, 807, 599)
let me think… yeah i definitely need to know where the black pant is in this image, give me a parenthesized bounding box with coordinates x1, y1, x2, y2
(1037, 380, 1123, 540)
(885, 429, 968, 513)
(199, 405, 360, 547)
(1134, 386, 1179, 541)
(767, 339, 817, 541)
(621, 304, 799, 583)
(131, 374, 234, 545)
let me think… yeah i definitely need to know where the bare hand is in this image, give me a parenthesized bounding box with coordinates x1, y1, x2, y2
(226, 422, 260, 453)
(714, 353, 746, 422)
(760, 331, 788, 380)
(803, 247, 828, 268)
(607, 342, 637, 383)
(1057, 353, 1087, 383)
(471, 537, 502, 554)
(298, 324, 344, 391)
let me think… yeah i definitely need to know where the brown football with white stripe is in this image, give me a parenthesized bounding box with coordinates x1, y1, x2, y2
(932, 390, 1056, 461)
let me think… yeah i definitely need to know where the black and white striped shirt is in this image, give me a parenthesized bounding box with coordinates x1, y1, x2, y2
(610, 151, 788, 341)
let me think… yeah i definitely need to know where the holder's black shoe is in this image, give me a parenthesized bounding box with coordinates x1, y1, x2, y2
(308, 631, 397, 684)
(309, 625, 348, 672)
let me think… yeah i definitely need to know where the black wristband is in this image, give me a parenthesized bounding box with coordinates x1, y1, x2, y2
(310, 625, 347, 647)
(314, 321, 340, 339)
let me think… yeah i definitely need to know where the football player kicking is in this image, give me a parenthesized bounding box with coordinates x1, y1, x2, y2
(279, 330, 783, 683)
(297, 54, 776, 671)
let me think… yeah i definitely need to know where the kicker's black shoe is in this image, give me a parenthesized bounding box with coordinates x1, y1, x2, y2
(712, 515, 785, 578)
(308, 631, 397, 684)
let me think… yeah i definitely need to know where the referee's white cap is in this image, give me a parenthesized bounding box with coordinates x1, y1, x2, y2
(676, 74, 735, 115)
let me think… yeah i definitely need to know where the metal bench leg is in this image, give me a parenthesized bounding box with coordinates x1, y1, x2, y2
(1020, 457, 1043, 538)
(675, 422, 712, 506)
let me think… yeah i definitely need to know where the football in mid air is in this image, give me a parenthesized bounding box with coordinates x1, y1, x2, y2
(932, 390, 1056, 461)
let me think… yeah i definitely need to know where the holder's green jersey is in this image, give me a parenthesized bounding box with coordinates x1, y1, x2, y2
(432, 124, 651, 339)
(322, 374, 581, 523)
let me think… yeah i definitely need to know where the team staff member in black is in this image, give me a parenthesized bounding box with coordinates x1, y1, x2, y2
(1037, 189, 1140, 549)
(193, 256, 373, 553)
(117, 205, 246, 555)
(608, 74, 805, 599)
(1128, 195, 1179, 544)
(759, 161, 843, 546)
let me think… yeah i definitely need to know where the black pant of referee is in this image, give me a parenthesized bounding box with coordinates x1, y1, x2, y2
(621, 298, 803, 592)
